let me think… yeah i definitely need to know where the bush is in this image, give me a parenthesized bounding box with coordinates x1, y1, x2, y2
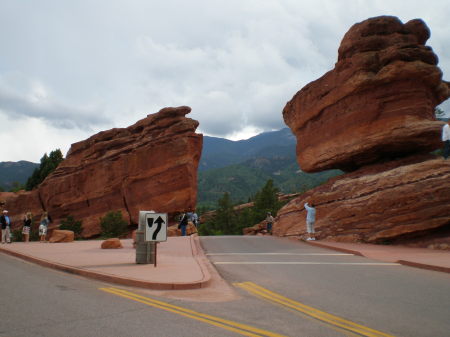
(30, 228, 39, 242)
(60, 215, 83, 238)
(100, 211, 128, 238)
(11, 229, 23, 242)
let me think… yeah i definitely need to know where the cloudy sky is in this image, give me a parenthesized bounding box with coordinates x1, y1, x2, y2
(0, 0, 449, 162)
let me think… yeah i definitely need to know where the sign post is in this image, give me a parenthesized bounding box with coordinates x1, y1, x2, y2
(136, 211, 167, 267)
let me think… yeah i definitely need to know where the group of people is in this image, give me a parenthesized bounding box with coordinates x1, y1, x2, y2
(0, 210, 51, 243)
(178, 210, 199, 236)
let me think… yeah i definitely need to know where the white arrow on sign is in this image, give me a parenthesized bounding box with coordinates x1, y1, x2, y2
(140, 212, 168, 242)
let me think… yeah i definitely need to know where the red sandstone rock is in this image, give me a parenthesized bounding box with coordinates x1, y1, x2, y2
(0, 191, 43, 231)
(0, 106, 202, 238)
(283, 16, 450, 172)
(243, 221, 269, 235)
(101, 238, 123, 249)
(49, 230, 74, 243)
(273, 157, 450, 243)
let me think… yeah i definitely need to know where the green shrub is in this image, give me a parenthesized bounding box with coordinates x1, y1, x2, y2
(60, 215, 83, 238)
(30, 228, 39, 242)
(11, 229, 23, 242)
(100, 211, 128, 238)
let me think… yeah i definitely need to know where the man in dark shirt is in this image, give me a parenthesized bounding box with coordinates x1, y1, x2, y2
(1, 210, 12, 244)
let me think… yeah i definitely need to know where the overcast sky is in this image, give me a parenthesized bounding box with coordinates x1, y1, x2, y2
(0, 0, 449, 162)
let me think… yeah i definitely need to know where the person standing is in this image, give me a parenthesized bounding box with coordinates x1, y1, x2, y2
(178, 212, 188, 236)
(442, 121, 450, 159)
(266, 212, 274, 234)
(1, 210, 12, 244)
(22, 212, 32, 242)
(192, 212, 198, 228)
(304, 202, 316, 241)
(39, 212, 49, 242)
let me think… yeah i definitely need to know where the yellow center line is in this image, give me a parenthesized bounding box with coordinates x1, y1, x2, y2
(234, 282, 396, 337)
(100, 287, 289, 337)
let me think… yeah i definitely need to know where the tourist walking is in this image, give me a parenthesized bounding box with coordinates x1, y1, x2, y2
(266, 212, 274, 234)
(22, 212, 32, 242)
(39, 212, 50, 242)
(442, 121, 450, 159)
(1, 210, 12, 244)
(304, 202, 316, 241)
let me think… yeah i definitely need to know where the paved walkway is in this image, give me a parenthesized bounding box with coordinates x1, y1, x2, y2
(308, 240, 450, 273)
(0, 236, 448, 291)
(0, 236, 211, 290)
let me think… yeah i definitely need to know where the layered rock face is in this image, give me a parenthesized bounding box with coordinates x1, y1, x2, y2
(0, 106, 202, 238)
(283, 16, 449, 173)
(276, 17, 450, 245)
(274, 156, 450, 243)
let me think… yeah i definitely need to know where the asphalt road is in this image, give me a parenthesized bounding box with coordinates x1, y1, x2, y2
(0, 253, 257, 337)
(1, 236, 450, 337)
(200, 236, 450, 337)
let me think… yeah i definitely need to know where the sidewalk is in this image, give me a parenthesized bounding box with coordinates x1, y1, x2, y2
(0, 236, 211, 290)
(307, 241, 450, 274)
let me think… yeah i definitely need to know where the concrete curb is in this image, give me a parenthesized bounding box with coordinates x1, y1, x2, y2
(189, 234, 212, 288)
(305, 241, 450, 274)
(397, 260, 450, 274)
(305, 241, 364, 256)
(0, 237, 212, 290)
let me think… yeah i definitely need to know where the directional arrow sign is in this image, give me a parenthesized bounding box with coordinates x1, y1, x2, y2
(140, 212, 168, 242)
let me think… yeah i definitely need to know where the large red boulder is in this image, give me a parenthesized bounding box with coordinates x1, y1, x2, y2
(101, 238, 123, 249)
(0, 106, 202, 238)
(283, 16, 449, 173)
(49, 230, 75, 243)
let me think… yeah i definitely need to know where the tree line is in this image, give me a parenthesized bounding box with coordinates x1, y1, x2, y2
(198, 179, 286, 235)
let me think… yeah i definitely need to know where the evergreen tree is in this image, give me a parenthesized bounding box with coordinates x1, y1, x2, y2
(26, 149, 64, 190)
(214, 192, 237, 234)
(252, 179, 282, 222)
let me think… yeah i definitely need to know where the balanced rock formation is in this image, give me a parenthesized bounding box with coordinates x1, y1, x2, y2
(283, 16, 449, 173)
(276, 16, 450, 246)
(0, 106, 202, 238)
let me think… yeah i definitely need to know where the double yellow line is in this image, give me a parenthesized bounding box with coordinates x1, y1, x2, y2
(234, 282, 395, 337)
(100, 287, 288, 337)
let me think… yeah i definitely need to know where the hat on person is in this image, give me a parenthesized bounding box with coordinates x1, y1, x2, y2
(2, 210, 8, 213)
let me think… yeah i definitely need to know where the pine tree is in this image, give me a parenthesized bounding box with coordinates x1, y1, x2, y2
(214, 192, 236, 234)
(252, 179, 282, 222)
(25, 149, 64, 190)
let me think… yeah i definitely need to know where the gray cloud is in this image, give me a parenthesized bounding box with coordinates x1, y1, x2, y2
(0, 0, 449, 161)
(0, 82, 107, 129)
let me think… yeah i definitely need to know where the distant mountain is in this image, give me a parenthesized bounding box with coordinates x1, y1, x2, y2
(0, 161, 39, 190)
(198, 128, 342, 208)
(199, 128, 297, 171)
